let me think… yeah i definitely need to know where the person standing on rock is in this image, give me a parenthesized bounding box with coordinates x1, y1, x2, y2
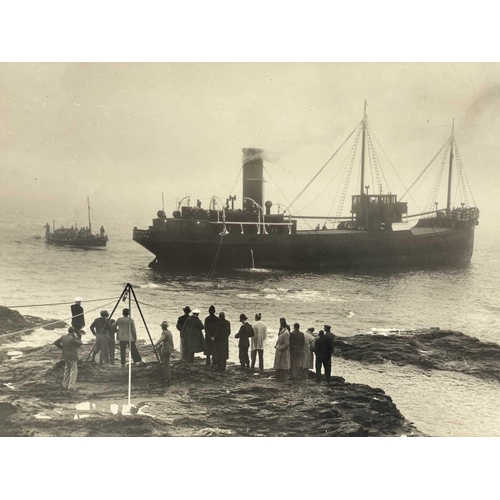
(53, 326, 82, 391)
(113, 308, 143, 367)
(176, 306, 191, 361)
(213, 311, 231, 371)
(314, 330, 333, 382)
(274, 317, 291, 381)
(235, 314, 254, 370)
(182, 309, 205, 363)
(89, 310, 114, 365)
(250, 313, 267, 372)
(302, 327, 316, 378)
(324, 325, 335, 352)
(71, 297, 85, 339)
(154, 320, 174, 383)
(289, 323, 305, 380)
(204, 305, 219, 366)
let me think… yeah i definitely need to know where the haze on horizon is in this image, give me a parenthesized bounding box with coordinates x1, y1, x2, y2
(1, 62, 499, 230)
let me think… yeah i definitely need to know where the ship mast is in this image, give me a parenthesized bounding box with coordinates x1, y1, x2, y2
(446, 120, 455, 213)
(360, 100, 367, 196)
(87, 197, 92, 233)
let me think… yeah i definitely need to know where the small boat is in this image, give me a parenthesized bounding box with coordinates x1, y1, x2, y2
(45, 198, 108, 248)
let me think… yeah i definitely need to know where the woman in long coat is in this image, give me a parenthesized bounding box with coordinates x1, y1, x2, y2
(182, 309, 205, 363)
(302, 327, 316, 377)
(274, 317, 291, 381)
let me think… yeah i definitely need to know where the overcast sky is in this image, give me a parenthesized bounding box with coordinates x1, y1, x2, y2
(1, 63, 498, 229)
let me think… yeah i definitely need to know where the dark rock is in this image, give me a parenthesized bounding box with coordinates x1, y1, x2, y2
(0, 306, 67, 337)
(335, 329, 500, 382)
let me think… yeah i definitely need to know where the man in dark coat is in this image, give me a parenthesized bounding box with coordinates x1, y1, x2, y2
(314, 330, 333, 382)
(182, 309, 205, 363)
(204, 305, 219, 366)
(71, 297, 85, 339)
(235, 313, 254, 370)
(289, 323, 305, 380)
(89, 310, 115, 365)
(213, 311, 231, 371)
(176, 306, 191, 361)
(324, 324, 335, 351)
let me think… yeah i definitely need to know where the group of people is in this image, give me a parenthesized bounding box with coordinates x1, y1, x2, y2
(53, 298, 337, 391)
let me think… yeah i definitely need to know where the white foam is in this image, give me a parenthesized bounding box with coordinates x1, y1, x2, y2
(75, 402, 90, 411)
(34, 413, 51, 420)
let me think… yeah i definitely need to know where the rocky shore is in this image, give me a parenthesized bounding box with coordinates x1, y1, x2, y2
(335, 329, 500, 383)
(0, 340, 420, 437)
(3, 306, 500, 437)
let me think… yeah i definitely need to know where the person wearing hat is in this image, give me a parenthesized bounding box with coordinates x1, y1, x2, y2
(235, 314, 254, 370)
(181, 309, 205, 363)
(155, 320, 174, 383)
(90, 310, 115, 365)
(250, 313, 267, 372)
(113, 308, 143, 367)
(289, 323, 305, 380)
(274, 318, 291, 381)
(176, 306, 191, 361)
(71, 297, 85, 339)
(213, 311, 231, 371)
(314, 330, 333, 382)
(53, 326, 83, 390)
(302, 327, 316, 378)
(204, 305, 219, 366)
(324, 325, 335, 352)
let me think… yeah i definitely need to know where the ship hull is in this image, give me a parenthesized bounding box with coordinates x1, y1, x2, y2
(133, 219, 477, 271)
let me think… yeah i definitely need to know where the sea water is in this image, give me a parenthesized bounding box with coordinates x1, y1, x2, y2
(1, 209, 499, 436)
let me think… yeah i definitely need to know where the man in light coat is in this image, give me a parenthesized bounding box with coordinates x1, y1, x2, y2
(250, 313, 267, 371)
(274, 317, 290, 381)
(53, 326, 82, 390)
(113, 308, 143, 367)
(155, 320, 174, 383)
(302, 327, 316, 377)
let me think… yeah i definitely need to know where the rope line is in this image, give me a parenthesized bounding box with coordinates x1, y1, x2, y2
(287, 120, 363, 209)
(263, 166, 315, 231)
(0, 298, 120, 340)
(4, 296, 119, 309)
(207, 233, 226, 280)
(401, 138, 451, 202)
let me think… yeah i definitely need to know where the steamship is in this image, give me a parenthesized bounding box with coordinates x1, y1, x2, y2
(133, 107, 479, 271)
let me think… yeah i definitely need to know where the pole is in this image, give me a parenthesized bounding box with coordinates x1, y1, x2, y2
(87, 197, 92, 234)
(446, 120, 455, 213)
(360, 100, 367, 196)
(162, 192, 165, 213)
(129, 285, 166, 378)
(128, 286, 132, 406)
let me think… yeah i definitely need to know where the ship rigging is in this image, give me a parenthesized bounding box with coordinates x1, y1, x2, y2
(133, 104, 479, 271)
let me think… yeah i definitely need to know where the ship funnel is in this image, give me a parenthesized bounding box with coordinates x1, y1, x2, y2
(242, 148, 264, 212)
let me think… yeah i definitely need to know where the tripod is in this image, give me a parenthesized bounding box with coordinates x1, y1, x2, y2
(82, 283, 165, 382)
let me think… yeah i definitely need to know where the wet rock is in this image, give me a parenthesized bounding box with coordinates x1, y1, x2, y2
(0, 306, 67, 337)
(335, 329, 500, 382)
(0, 341, 421, 437)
